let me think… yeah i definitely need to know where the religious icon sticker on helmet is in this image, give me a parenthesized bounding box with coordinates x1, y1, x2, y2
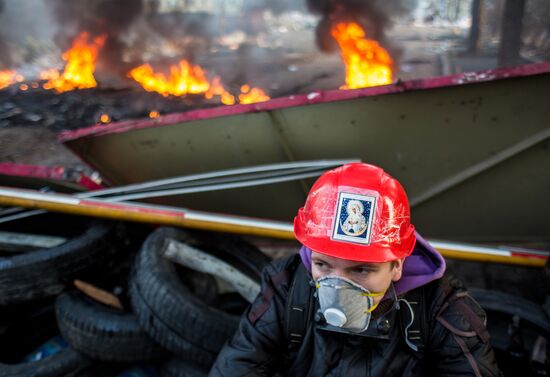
(332, 192, 376, 245)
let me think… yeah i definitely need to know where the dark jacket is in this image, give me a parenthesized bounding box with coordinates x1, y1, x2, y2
(208, 252, 503, 377)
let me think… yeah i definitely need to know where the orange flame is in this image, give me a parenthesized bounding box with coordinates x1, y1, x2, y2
(149, 110, 160, 118)
(0, 70, 23, 90)
(42, 32, 106, 92)
(238, 84, 270, 104)
(129, 60, 269, 106)
(331, 22, 393, 89)
(205, 76, 235, 105)
(99, 114, 111, 124)
(129, 60, 212, 97)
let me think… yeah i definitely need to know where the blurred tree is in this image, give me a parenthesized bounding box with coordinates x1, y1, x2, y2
(498, 0, 526, 67)
(468, 0, 482, 52)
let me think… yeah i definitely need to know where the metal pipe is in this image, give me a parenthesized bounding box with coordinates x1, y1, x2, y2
(0, 160, 357, 223)
(84, 159, 358, 198)
(0, 186, 294, 240)
(0, 186, 546, 267)
(104, 170, 326, 202)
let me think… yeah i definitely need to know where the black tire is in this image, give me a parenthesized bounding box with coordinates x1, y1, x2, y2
(129, 227, 270, 366)
(160, 359, 208, 377)
(0, 341, 91, 377)
(469, 288, 550, 332)
(470, 287, 550, 366)
(56, 291, 166, 362)
(0, 215, 114, 305)
(0, 300, 59, 363)
(0, 299, 116, 377)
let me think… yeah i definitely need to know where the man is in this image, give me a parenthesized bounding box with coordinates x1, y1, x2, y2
(209, 163, 502, 377)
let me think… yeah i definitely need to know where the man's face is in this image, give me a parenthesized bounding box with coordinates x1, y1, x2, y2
(311, 251, 404, 305)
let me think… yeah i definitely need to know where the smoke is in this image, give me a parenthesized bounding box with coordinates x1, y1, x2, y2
(0, 0, 7, 68)
(0, 0, 57, 70)
(306, 0, 413, 58)
(46, 0, 144, 76)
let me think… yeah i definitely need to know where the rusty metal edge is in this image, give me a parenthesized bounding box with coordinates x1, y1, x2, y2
(58, 62, 550, 143)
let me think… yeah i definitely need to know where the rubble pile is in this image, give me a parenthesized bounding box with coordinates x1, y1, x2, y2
(0, 86, 212, 131)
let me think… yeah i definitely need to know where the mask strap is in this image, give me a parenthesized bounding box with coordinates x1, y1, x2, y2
(362, 290, 385, 313)
(364, 301, 380, 314)
(360, 291, 385, 297)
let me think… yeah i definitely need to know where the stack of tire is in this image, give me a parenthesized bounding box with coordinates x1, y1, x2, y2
(0, 213, 272, 377)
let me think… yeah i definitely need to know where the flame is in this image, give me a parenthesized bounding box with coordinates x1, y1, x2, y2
(129, 60, 212, 97)
(205, 76, 235, 105)
(40, 68, 59, 81)
(0, 70, 23, 90)
(42, 32, 106, 92)
(19, 84, 29, 91)
(238, 84, 270, 104)
(149, 110, 160, 118)
(99, 114, 111, 123)
(330, 22, 393, 89)
(129, 59, 269, 106)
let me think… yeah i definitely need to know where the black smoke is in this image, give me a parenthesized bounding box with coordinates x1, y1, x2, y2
(46, 0, 144, 76)
(306, 0, 411, 61)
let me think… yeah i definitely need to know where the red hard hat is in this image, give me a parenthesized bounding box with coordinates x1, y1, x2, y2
(294, 163, 416, 262)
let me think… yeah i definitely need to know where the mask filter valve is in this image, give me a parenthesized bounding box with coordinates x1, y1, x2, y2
(323, 308, 347, 327)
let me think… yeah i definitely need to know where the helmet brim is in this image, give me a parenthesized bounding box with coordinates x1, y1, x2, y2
(294, 215, 416, 263)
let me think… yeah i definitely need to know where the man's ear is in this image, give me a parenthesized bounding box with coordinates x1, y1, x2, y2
(391, 258, 405, 282)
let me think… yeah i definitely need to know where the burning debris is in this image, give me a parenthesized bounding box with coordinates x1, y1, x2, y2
(42, 32, 106, 92)
(307, 0, 407, 86)
(0, 70, 23, 90)
(2, 32, 271, 108)
(129, 60, 216, 97)
(46, 0, 145, 77)
(0, 83, 214, 131)
(128, 59, 270, 105)
(330, 22, 393, 89)
(238, 84, 270, 104)
(0, 0, 430, 133)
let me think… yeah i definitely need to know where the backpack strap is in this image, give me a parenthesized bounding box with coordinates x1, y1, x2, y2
(248, 268, 290, 324)
(434, 276, 490, 377)
(285, 262, 315, 356)
(436, 276, 490, 343)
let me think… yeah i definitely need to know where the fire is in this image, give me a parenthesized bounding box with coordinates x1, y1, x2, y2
(149, 110, 160, 119)
(0, 70, 23, 90)
(40, 69, 59, 82)
(99, 114, 111, 124)
(129, 60, 212, 97)
(205, 76, 235, 105)
(42, 32, 106, 93)
(330, 22, 393, 89)
(5, 32, 272, 109)
(238, 85, 270, 104)
(129, 59, 269, 106)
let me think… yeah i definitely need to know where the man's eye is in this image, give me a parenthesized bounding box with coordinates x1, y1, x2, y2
(314, 262, 327, 269)
(355, 267, 372, 274)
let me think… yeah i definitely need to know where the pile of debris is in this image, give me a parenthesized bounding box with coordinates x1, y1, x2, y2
(0, 85, 214, 131)
(0, 213, 271, 376)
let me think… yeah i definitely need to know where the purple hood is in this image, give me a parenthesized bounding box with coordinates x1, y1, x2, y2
(299, 231, 446, 296)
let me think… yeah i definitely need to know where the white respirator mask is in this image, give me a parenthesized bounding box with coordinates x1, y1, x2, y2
(315, 276, 385, 333)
